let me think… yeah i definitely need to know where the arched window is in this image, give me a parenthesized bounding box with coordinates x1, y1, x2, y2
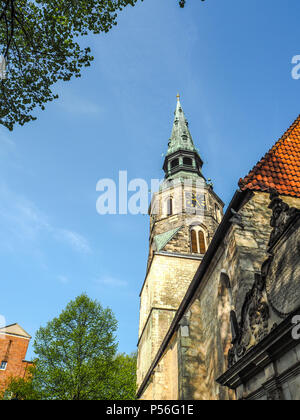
(198, 230, 206, 254)
(166, 198, 173, 216)
(183, 157, 193, 166)
(171, 158, 179, 169)
(190, 226, 207, 254)
(191, 230, 198, 253)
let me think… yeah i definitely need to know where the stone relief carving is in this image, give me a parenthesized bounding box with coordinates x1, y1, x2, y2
(229, 208, 244, 229)
(228, 273, 270, 367)
(264, 381, 284, 401)
(227, 192, 300, 368)
(268, 190, 300, 248)
(266, 192, 300, 317)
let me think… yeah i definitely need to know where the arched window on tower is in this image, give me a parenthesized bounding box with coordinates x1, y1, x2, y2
(191, 230, 198, 253)
(190, 226, 207, 254)
(166, 198, 173, 216)
(198, 230, 206, 254)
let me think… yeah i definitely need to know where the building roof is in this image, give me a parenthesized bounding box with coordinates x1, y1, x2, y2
(162, 96, 205, 183)
(166, 97, 198, 157)
(153, 226, 183, 251)
(0, 323, 31, 339)
(239, 115, 300, 198)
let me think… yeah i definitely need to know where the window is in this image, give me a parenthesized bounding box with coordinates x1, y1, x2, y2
(166, 198, 173, 216)
(191, 230, 197, 253)
(198, 230, 206, 254)
(0, 361, 7, 370)
(182, 134, 188, 142)
(171, 158, 179, 169)
(183, 157, 192, 166)
(190, 226, 207, 254)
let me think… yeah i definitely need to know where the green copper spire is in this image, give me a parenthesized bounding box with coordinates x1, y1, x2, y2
(166, 95, 198, 156)
(162, 96, 204, 181)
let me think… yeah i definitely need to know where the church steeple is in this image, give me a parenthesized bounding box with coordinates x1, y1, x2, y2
(163, 96, 204, 180)
(137, 96, 224, 394)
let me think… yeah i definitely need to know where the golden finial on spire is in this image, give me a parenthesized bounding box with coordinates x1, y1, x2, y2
(176, 93, 180, 101)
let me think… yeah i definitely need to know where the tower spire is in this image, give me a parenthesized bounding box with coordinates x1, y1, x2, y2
(162, 96, 204, 180)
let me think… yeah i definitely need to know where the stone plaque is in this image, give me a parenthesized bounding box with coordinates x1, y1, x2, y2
(266, 227, 300, 316)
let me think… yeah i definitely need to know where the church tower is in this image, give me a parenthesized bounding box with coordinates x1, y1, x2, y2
(137, 97, 224, 388)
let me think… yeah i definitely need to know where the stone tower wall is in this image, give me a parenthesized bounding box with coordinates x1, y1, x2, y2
(137, 180, 223, 389)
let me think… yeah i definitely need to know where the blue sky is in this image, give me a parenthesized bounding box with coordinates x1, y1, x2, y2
(1, 0, 300, 359)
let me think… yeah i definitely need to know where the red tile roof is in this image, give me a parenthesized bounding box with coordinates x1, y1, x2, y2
(239, 115, 300, 198)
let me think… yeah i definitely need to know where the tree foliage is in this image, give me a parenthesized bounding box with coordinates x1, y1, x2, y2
(0, 0, 139, 130)
(0, 0, 203, 131)
(105, 352, 137, 400)
(3, 352, 138, 400)
(2, 294, 137, 400)
(32, 294, 118, 400)
(1, 367, 41, 400)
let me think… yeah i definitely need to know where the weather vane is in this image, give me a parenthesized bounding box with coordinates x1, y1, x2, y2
(176, 93, 180, 101)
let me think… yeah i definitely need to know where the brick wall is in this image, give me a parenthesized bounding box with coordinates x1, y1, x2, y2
(0, 334, 32, 392)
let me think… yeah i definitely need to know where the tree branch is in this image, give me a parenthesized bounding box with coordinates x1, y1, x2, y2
(4, 0, 14, 57)
(0, 0, 10, 22)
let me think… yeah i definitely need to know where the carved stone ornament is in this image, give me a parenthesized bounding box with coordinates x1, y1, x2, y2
(268, 190, 300, 248)
(266, 228, 300, 316)
(264, 381, 283, 401)
(227, 192, 300, 369)
(266, 388, 283, 401)
(228, 273, 270, 367)
(266, 191, 300, 316)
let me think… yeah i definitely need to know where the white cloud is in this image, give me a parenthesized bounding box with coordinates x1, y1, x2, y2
(0, 182, 91, 254)
(95, 276, 128, 288)
(57, 275, 70, 285)
(55, 229, 91, 254)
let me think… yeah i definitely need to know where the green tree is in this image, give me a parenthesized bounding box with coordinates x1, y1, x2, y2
(3, 295, 137, 400)
(1, 367, 41, 400)
(105, 352, 137, 400)
(33, 294, 119, 400)
(0, 0, 202, 131)
(0, 0, 140, 131)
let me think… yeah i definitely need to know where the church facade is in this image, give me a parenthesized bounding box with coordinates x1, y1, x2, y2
(136, 99, 300, 400)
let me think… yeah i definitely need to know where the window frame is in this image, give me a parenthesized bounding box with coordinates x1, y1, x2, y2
(0, 361, 7, 371)
(190, 226, 207, 254)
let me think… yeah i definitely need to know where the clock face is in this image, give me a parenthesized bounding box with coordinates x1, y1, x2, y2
(185, 192, 207, 211)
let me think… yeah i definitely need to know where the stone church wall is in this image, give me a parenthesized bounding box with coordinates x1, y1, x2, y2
(178, 192, 300, 400)
(139, 191, 283, 399)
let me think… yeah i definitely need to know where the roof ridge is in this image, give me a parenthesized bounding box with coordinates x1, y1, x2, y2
(239, 114, 300, 198)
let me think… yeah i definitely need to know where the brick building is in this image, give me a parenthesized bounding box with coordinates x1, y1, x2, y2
(0, 323, 32, 392)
